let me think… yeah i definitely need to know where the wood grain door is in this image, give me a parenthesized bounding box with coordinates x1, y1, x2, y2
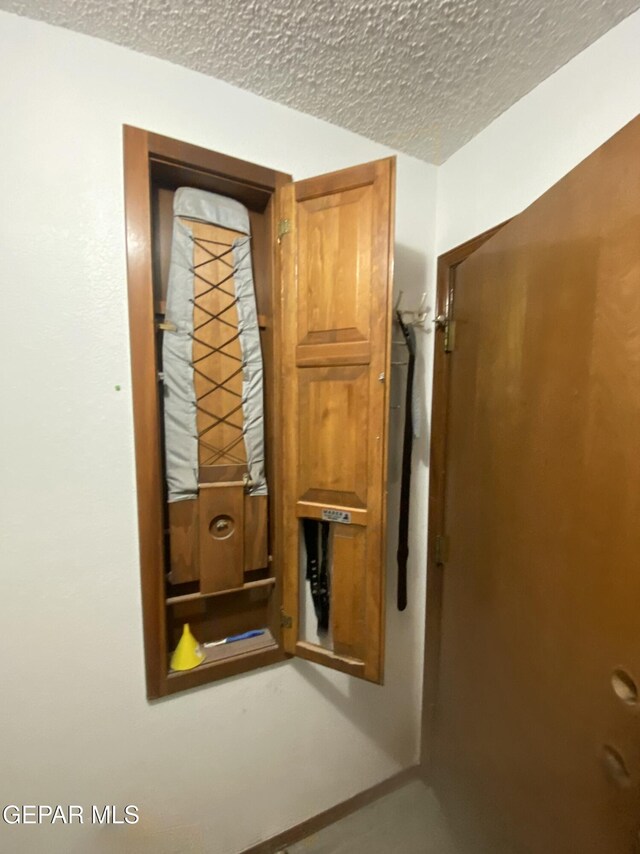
(432, 116, 640, 853)
(278, 158, 395, 683)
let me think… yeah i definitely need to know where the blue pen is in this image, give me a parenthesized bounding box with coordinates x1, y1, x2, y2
(204, 630, 265, 648)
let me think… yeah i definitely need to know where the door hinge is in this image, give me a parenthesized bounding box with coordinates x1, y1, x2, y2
(280, 609, 293, 629)
(433, 314, 456, 353)
(277, 218, 291, 244)
(435, 534, 449, 565)
(444, 320, 456, 353)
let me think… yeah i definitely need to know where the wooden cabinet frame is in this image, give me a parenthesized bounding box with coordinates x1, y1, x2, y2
(123, 126, 395, 698)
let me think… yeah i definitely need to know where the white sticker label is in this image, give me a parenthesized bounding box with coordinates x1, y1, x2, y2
(321, 508, 352, 524)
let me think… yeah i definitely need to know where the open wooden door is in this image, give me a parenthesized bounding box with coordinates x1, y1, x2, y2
(430, 116, 640, 852)
(278, 158, 395, 683)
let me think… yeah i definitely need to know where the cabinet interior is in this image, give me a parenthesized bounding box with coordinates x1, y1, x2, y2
(124, 127, 394, 698)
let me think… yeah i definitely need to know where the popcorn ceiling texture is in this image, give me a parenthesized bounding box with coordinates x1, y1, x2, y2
(2, 0, 638, 163)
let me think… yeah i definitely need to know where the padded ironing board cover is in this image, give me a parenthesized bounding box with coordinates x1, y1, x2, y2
(162, 187, 267, 502)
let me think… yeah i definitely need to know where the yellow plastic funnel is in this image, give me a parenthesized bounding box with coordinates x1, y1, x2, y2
(170, 623, 205, 671)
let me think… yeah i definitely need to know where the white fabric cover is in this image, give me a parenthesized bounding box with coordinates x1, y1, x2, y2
(162, 188, 267, 502)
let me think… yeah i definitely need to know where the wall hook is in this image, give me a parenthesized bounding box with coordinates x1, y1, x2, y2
(394, 290, 429, 329)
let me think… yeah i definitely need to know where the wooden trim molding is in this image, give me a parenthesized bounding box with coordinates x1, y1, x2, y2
(123, 125, 167, 699)
(240, 766, 420, 854)
(420, 223, 510, 775)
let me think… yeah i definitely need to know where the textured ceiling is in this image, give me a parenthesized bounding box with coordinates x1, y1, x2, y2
(2, 0, 639, 163)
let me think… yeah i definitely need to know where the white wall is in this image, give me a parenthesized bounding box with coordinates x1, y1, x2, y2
(0, 10, 436, 854)
(437, 7, 640, 253)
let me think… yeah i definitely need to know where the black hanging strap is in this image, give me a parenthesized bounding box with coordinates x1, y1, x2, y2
(318, 521, 330, 632)
(303, 519, 330, 633)
(396, 311, 416, 612)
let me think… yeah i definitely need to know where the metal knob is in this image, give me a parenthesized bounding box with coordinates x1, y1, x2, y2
(433, 314, 447, 329)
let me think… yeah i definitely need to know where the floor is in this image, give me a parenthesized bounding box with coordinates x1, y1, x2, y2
(281, 779, 459, 854)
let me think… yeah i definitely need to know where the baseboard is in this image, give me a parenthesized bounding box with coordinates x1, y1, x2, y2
(240, 765, 420, 854)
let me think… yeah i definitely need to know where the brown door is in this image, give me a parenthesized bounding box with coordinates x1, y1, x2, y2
(278, 158, 395, 683)
(432, 116, 640, 853)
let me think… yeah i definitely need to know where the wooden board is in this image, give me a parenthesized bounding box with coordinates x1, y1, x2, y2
(431, 115, 640, 853)
(167, 498, 198, 584)
(331, 525, 366, 661)
(198, 482, 245, 594)
(279, 157, 395, 684)
(188, 218, 248, 470)
(244, 495, 268, 571)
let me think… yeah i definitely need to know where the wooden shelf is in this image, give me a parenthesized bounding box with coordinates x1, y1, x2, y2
(201, 627, 277, 663)
(166, 628, 281, 689)
(166, 577, 276, 606)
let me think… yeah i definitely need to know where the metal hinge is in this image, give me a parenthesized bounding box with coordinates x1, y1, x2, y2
(280, 609, 293, 629)
(277, 218, 291, 244)
(433, 314, 456, 353)
(444, 320, 456, 353)
(435, 534, 450, 565)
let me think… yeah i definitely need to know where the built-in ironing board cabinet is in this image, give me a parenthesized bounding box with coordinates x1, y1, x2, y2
(123, 126, 395, 698)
